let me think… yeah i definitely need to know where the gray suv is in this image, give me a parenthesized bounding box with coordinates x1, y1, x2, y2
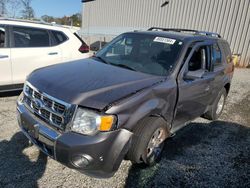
(17, 28, 234, 178)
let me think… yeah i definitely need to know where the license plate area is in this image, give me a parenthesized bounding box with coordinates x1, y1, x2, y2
(17, 106, 57, 158)
(19, 112, 40, 140)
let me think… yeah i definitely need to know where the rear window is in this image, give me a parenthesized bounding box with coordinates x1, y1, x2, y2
(212, 43, 222, 66)
(52, 31, 68, 45)
(220, 41, 232, 64)
(13, 26, 50, 48)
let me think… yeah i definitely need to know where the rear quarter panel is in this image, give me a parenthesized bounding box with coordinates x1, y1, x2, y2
(60, 30, 91, 61)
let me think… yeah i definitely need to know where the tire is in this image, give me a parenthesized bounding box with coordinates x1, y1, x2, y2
(127, 117, 169, 166)
(203, 88, 227, 120)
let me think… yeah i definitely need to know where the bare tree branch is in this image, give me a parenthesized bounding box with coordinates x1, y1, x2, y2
(6, 0, 22, 18)
(21, 0, 34, 19)
(0, 0, 7, 16)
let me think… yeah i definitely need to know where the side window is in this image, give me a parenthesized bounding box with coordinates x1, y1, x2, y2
(52, 31, 68, 45)
(188, 46, 208, 71)
(212, 43, 222, 66)
(13, 26, 50, 48)
(0, 26, 6, 48)
(222, 42, 232, 64)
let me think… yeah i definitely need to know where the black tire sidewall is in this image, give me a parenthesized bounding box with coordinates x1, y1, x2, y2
(131, 118, 167, 166)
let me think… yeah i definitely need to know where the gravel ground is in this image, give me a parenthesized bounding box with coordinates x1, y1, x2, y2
(0, 68, 249, 188)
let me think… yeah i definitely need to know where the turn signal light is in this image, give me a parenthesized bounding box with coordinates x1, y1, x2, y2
(99, 116, 115, 131)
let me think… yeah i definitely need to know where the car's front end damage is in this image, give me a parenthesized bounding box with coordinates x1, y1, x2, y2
(16, 31, 183, 177)
(17, 81, 133, 178)
(15, 57, 168, 177)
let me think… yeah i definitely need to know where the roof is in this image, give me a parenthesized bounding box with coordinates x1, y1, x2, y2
(0, 17, 53, 26)
(0, 17, 70, 31)
(126, 30, 222, 43)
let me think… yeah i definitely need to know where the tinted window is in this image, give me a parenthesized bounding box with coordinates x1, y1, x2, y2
(220, 42, 232, 64)
(212, 43, 222, 66)
(0, 26, 6, 48)
(52, 31, 68, 44)
(95, 33, 183, 76)
(13, 26, 50, 48)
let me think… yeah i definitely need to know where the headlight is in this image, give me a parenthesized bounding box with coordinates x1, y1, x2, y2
(71, 108, 116, 135)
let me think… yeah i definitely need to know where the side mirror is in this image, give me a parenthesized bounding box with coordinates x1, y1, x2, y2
(184, 69, 205, 80)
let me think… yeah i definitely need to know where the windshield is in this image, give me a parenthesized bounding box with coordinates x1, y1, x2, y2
(95, 33, 183, 76)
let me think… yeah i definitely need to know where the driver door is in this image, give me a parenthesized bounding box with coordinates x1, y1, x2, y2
(172, 43, 214, 132)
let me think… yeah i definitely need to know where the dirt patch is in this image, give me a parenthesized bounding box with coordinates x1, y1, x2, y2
(125, 121, 250, 188)
(221, 93, 250, 127)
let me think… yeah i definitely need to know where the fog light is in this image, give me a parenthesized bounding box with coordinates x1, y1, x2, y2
(72, 154, 92, 168)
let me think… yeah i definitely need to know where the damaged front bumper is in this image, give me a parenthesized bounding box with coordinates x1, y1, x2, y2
(17, 102, 132, 178)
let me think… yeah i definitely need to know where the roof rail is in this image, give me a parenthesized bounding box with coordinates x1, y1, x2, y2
(0, 17, 66, 28)
(148, 27, 221, 38)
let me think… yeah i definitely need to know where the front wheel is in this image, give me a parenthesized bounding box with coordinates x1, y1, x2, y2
(127, 117, 169, 166)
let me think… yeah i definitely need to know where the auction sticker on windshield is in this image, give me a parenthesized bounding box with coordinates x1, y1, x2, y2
(153, 37, 176, 45)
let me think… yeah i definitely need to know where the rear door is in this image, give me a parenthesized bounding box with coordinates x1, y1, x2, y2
(0, 25, 12, 86)
(208, 43, 226, 98)
(10, 26, 62, 84)
(172, 42, 215, 132)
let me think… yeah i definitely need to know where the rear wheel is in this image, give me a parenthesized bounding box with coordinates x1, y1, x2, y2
(127, 117, 169, 166)
(203, 88, 227, 120)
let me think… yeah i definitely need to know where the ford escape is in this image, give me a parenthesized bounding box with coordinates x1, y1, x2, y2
(17, 27, 234, 178)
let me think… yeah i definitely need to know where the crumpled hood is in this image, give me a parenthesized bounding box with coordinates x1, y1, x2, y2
(27, 58, 164, 110)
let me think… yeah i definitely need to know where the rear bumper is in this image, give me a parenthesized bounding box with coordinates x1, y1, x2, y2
(17, 102, 132, 178)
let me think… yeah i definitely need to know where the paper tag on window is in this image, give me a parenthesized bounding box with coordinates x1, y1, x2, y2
(153, 37, 176, 45)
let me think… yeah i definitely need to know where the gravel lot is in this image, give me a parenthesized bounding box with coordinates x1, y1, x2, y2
(0, 68, 249, 188)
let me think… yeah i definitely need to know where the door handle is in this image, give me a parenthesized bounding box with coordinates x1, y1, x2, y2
(0, 55, 9, 59)
(48, 52, 58, 55)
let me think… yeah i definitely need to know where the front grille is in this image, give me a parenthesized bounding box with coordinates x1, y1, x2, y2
(23, 82, 75, 130)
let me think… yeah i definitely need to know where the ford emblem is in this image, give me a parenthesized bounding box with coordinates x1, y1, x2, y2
(32, 99, 43, 110)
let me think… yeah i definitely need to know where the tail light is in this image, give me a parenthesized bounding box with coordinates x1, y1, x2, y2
(79, 44, 90, 53)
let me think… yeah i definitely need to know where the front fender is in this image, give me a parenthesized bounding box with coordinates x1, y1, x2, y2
(121, 98, 170, 130)
(106, 80, 177, 130)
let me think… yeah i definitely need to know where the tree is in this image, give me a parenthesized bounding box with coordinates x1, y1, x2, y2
(0, 0, 6, 16)
(71, 13, 82, 27)
(41, 13, 82, 27)
(6, 0, 22, 18)
(41, 15, 55, 23)
(21, 0, 34, 19)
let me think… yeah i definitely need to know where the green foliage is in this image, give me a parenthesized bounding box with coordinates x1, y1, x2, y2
(41, 13, 82, 27)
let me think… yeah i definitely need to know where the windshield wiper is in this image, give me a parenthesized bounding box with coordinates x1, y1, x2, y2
(110, 63, 137, 72)
(93, 55, 110, 65)
(93, 56, 137, 72)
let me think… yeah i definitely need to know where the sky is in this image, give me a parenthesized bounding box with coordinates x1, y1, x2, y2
(31, 0, 82, 18)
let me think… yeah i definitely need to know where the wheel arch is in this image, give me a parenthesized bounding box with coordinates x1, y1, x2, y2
(121, 99, 172, 132)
